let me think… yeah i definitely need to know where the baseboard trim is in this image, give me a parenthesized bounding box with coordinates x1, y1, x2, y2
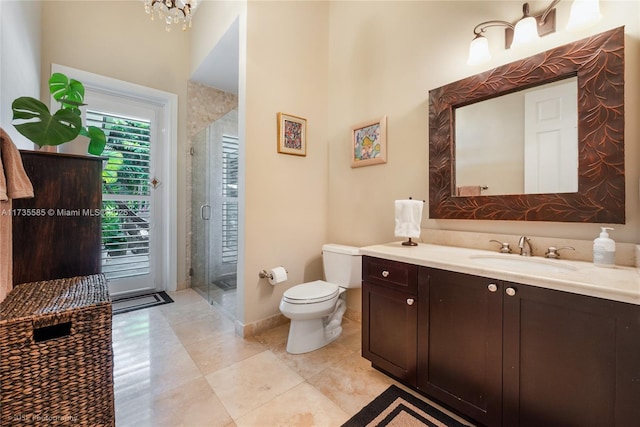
(235, 313, 289, 338)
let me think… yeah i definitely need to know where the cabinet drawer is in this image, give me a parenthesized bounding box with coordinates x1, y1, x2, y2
(363, 256, 418, 293)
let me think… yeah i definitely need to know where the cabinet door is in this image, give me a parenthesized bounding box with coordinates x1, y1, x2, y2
(503, 282, 640, 427)
(417, 268, 503, 427)
(362, 281, 417, 385)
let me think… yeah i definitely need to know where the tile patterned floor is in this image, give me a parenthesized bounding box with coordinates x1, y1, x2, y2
(112, 288, 470, 426)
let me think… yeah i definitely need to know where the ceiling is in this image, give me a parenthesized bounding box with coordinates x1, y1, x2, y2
(190, 18, 239, 94)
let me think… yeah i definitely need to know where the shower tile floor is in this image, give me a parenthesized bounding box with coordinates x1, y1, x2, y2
(112, 288, 472, 426)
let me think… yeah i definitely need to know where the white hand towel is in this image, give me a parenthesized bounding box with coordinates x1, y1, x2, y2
(394, 199, 423, 238)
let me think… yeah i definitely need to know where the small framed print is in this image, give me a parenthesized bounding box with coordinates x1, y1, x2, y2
(351, 116, 387, 168)
(277, 112, 307, 156)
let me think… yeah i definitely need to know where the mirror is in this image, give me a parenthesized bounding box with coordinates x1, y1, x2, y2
(455, 77, 578, 196)
(429, 27, 625, 223)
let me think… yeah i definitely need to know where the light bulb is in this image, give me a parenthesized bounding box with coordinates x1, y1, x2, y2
(567, 0, 601, 32)
(511, 16, 540, 47)
(467, 35, 491, 66)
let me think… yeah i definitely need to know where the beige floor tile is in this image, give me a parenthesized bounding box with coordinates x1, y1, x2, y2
(270, 339, 358, 380)
(337, 318, 362, 352)
(114, 342, 203, 402)
(161, 293, 218, 325)
(205, 351, 305, 419)
(307, 351, 394, 416)
(185, 331, 266, 376)
(115, 392, 155, 427)
(235, 382, 350, 427)
(171, 312, 236, 347)
(252, 322, 290, 350)
(151, 377, 233, 427)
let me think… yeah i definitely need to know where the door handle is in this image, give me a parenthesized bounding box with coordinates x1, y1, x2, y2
(201, 204, 211, 220)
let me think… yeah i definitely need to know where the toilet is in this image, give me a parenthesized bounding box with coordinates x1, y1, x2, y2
(279, 244, 362, 354)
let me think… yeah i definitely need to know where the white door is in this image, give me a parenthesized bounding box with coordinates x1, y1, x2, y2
(524, 79, 578, 194)
(84, 91, 165, 296)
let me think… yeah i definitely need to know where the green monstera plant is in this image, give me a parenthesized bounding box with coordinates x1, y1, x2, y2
(11, 73, 106, 155)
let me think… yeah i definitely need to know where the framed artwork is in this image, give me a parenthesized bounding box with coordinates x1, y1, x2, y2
(277, 112, 307, 156)
(351, 116, 387, 168)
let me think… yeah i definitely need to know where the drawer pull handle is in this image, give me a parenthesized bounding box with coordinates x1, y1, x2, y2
(506, 287, 517, 297)
(488, 284, 498, 292)
(382, 270, 390, 278)
(407, 298, 415, 306)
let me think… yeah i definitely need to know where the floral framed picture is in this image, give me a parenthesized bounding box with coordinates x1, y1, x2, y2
(277, 112, 307, 156)
(351, 116, 387, 168)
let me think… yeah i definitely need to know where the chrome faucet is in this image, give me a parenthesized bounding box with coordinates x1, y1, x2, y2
(518, 236, 533, 256)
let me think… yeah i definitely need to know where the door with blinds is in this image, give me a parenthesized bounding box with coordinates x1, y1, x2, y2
(84, 91, 164, 296)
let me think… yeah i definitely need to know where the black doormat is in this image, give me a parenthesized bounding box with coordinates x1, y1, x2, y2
(112, 291, 174, 315)
(342, 385, 469, 427)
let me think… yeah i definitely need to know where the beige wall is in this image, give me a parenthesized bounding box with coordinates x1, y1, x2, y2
(242, 0, 330, 325)
(327, 1, 639, 311)
(0, 0, 42, 149)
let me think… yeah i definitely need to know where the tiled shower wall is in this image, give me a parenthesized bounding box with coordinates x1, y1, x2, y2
(184, 81, 238, 290)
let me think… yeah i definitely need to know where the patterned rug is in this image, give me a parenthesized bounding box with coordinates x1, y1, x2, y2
(343, 385, 469, 427)
(112, 291, 173, 315)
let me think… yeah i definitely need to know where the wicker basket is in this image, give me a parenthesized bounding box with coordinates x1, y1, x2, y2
(0, 274, 114, 426)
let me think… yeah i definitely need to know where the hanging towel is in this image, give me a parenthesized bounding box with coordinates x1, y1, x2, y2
(394, 199, 423, 239)
(1, 128, 34, 303)
(457, 185, 482, 196)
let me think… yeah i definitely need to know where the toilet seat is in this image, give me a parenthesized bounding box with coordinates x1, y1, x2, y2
(282, 280, 339, 304)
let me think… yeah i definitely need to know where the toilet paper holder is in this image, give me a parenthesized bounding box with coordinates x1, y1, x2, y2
(258, 268, 288, 280)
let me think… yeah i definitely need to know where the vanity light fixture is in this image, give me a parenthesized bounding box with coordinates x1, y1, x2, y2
(467, 0, 601, 65)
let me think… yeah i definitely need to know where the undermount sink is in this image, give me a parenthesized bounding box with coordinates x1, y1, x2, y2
(469, 254, 578, 273)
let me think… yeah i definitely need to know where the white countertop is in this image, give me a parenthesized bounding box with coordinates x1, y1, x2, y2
(359, 242, 640, 305)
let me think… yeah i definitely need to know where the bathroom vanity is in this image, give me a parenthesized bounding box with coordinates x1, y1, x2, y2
(360, 242, 640, 427)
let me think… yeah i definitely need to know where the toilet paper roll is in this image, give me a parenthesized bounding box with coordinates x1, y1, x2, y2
(268, 267, 288, 285)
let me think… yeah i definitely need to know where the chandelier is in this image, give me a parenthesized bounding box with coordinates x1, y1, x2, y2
(144, 0, 197, 32)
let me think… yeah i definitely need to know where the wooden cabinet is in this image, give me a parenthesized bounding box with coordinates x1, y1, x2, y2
(362, 257, 640, 427)
(12, 151, 103, 285)
(502, 281, 640, 427)
(362, 256, 418, 385)
(417, 268, 503, 426)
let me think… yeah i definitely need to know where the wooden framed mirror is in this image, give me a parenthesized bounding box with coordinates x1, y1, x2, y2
(428, 26, 625, 223)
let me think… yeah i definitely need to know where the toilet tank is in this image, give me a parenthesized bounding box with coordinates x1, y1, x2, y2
(322, 244, 362, 288)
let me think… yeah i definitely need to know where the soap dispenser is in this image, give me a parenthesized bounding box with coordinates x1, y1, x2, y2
(593, 227, 616, 267)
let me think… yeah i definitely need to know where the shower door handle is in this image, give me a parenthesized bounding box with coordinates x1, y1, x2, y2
(201, 204, 211, 220)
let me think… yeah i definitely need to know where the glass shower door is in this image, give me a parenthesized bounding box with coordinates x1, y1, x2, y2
(190, 128, 211, 300)
(190, 109, 239, 318)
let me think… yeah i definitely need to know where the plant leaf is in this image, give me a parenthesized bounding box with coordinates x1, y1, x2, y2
(83, 125, 107, 155)
(12, 97, 82, 146)
(49, 72, 85, 109)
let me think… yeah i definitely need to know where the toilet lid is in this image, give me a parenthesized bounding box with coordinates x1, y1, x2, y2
(283, 280, 340, 304)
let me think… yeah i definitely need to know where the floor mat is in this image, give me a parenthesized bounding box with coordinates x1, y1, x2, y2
(342, 385, 469, 427)
(112, 291, 174, 315)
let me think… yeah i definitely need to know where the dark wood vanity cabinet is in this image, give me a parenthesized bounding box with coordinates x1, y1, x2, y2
(501, 281, 640, 427)
(362, 256, 418, 385)
(417, 268, 503, 426)
(362, 256, 640, 427)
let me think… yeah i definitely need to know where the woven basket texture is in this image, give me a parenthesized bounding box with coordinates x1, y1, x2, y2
(0, 274, 114, 426)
